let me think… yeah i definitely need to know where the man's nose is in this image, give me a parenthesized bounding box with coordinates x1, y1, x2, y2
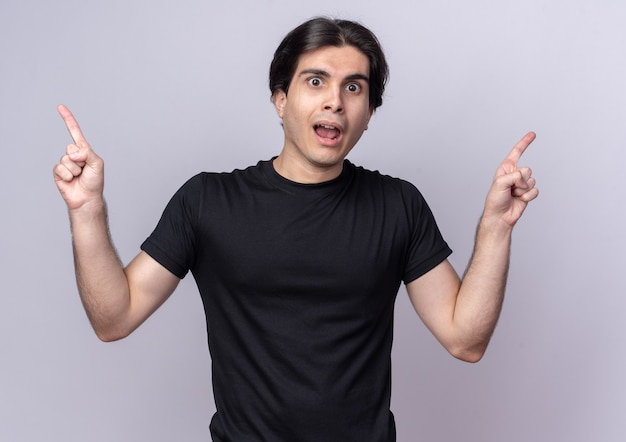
(323, 87, 344, 113)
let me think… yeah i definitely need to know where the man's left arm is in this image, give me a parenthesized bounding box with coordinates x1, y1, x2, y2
(406, 132, 539, 363)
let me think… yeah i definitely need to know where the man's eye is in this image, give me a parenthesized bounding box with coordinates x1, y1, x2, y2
(308, 77, 323, 87)
(346, 83, 361, 93)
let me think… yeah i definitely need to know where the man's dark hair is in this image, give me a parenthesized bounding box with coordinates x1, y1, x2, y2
(269, 17, 389, 109)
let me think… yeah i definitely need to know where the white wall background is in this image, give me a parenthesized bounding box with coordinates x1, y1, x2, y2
(1, 0, 624, 440)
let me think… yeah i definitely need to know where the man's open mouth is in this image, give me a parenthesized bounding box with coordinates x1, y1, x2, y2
(314, 124, 341, 141)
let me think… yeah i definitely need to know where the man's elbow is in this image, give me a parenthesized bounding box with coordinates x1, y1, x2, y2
(448, 342, 488, 363)
(96, 332, 126, 342)
(92, 324, 132, 343)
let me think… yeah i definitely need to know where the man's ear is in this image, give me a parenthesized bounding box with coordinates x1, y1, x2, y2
(272, 89, 287, 118)
(365, 105, 374, 130)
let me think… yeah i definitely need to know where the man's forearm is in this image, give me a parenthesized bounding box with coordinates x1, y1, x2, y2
(454, 216, 513, 359)
(69, 199, 131, 341)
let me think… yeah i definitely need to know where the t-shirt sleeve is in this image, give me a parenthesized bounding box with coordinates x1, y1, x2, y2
(401, 181, 452, 284)
(140, 174, 202, 279)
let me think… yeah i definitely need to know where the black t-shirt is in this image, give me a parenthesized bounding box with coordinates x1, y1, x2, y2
(141, 159, 452, 441)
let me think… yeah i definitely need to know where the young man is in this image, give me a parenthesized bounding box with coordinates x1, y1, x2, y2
(53, 17, 538, 442)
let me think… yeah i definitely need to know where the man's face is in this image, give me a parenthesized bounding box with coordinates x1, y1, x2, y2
(273, 45, 373, 183)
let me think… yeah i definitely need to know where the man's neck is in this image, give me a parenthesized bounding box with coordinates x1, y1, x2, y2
(272, 154, 344, 184)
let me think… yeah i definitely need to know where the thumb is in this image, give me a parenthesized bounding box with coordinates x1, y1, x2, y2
(67, 143, 81, 159)
(66, 141, 100, 168)
(496, 169, 531, 192)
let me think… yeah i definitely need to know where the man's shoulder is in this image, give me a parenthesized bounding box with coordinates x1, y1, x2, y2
(347, 161, 419, 193)
(182, 159, 271, 186)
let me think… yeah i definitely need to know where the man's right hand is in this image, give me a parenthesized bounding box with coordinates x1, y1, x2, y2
(53, 104, 105, 211)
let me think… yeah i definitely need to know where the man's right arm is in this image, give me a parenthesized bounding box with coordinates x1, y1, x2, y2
(54, 105, 179, 341)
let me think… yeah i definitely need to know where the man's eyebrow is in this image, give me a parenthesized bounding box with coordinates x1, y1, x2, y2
(345, 73, 370, 83)
(298, 69, 331, 78)
(298, 69, 369, 83)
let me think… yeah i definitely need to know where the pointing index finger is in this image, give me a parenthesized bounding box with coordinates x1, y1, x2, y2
(505, 131, 536, 165)
(57, 104, 89, 147)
